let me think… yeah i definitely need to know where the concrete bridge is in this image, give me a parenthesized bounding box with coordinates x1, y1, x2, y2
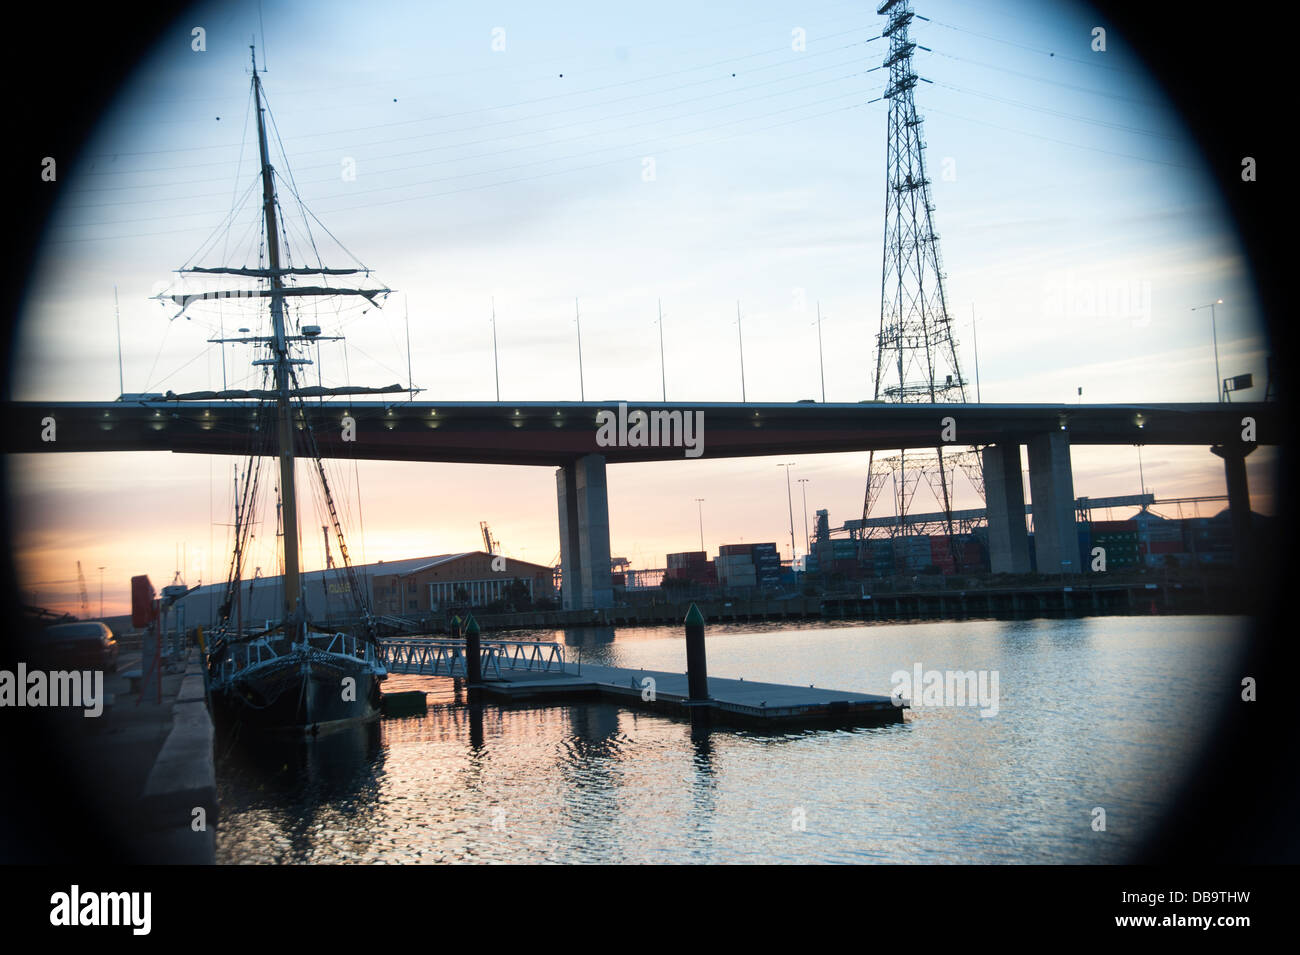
(7, 399, 1275, 609)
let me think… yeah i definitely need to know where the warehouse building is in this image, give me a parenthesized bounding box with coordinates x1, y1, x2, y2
(170, 551, 556, 628)
(371, 552, 555, 614)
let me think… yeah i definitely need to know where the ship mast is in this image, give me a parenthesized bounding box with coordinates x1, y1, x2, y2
(169, 50, 408, 637)
(251, 45, 301, 624)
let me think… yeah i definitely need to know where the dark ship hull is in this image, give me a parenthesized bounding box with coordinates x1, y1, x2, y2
(210, 646, 383, 735)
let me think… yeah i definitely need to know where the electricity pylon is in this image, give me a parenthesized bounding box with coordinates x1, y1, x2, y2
(863, 0, 979, 552)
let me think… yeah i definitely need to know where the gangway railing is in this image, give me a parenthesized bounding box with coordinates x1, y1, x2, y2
(379, 638, 565, 678)
(374, 613, 422, 630)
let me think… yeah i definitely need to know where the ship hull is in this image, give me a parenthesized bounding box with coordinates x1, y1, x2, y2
(210, 647, 383, 735)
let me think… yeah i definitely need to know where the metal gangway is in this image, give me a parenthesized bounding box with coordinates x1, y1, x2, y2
(380, 638, 566, 679)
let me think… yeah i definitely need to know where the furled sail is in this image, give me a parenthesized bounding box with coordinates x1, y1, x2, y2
(183, 266, 369, 277)
(161, 286, 389, 309)
(162, 384, 406, 401)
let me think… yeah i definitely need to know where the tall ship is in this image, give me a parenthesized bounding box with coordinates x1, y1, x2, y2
(161, 48, 402, 734)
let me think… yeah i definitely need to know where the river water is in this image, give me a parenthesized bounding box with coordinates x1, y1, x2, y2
(214, 615, 1247, 864)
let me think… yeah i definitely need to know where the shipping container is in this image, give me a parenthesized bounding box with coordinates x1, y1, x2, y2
(1147, 539, 1183, 554)
(719, 573, 757, 588)
(903, 552, 932, 572)
(1089, 519, 1136, 534)
(1091, 531, 1139, 567)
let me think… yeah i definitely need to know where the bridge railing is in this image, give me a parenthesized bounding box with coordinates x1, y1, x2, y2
(379, 639, 565, 678)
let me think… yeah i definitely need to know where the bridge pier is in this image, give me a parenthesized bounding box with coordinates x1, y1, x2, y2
(1028, 430, 1079, 575)
(556, 453, 614, 610)
(983, 443, 1031, 574)
(1211, 443, 1255, 566)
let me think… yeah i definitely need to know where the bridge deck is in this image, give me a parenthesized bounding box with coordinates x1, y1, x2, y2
(7, 399, 1274, 465)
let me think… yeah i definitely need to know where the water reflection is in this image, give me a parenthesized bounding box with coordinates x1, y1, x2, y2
(215, 616, 1248, 864)
(686, 722, 719, 859)
(217, 721, 384, 864)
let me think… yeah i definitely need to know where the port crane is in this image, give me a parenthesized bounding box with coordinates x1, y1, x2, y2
(480, 521, 500, 555)
(76, 561, 90, 618)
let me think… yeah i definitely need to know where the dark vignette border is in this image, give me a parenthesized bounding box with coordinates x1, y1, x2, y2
(0, 0, 1291, 870)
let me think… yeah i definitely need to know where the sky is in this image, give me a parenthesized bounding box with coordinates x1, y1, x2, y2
(8, 0, 1273, 615)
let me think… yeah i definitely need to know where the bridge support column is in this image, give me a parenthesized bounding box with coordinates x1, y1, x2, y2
(983, 443, 1030, 574)
(1210, 443, 1255, 565)
(1027, 431, 1078, 575)
(556, 453, 613, 610)
(557, 462, 582, 610)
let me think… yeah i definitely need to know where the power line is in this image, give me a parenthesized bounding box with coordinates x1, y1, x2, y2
(67, 44, 876, 207)
(48, 92, 871, 243)
(926, 47, 1168, 110)
(922, 102, 1193, 170)
(924, 15, 1145, 76)
(931, 78, 1183, 142)
(296, 73, 873, 208)
(79, 24, 881, 161)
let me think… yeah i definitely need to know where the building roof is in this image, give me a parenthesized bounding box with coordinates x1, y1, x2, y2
(366, 554, 472, 577)
(173, 551, 556, 604)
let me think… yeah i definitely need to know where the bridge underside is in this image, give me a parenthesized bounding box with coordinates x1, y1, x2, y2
(8, 399, 1272, 603)
(7, 400, 1274, 465)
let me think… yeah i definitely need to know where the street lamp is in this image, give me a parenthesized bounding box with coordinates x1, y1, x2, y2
(735, 301, 747, 402)
(695, 498, 705, 554)
(1191, 299, 1224, 401)
(814, 303, 826, 403)
(97, 566, 105, 618)
(777, 463, 797, 571)
(490, 298, 501, 401)
(657, 299, 667, 402)
(797, 478, 810, 570)
(574, 297, 586, 401)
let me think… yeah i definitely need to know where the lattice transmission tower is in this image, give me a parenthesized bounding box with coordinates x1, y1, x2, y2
(862, 0, 980, 545)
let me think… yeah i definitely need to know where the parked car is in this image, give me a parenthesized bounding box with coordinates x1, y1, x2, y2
(40, 621, 119, 672)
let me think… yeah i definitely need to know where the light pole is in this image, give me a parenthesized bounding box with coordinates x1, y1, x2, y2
(736, 300, 747, 402)
(797, 478, 810, 568)
(814, 303, 826, 403)
(1191, 299, 1224, 401)
(658, 299, 667, 401)
(574, 297, 586, 402)
(777, 463, 797, 570)
(405, 293, 414, 401)
(97, 566, 105, 618)
(695, 498, 705, 553)
(490, 297, 501, 401)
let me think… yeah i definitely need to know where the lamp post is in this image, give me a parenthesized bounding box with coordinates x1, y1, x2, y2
(736, 301, 747, 402)
(490, 298, 501, 401)
(777, 463, 797, 571)
(574, 298, 585, 402)
(98, 566, 105, 618)
(695, 498, 705, 553)
(814, 303, 826, 403)
(1191, 299, 1224, 401)
(657, 299, 667, 402)
(797, 478, 810, 569)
